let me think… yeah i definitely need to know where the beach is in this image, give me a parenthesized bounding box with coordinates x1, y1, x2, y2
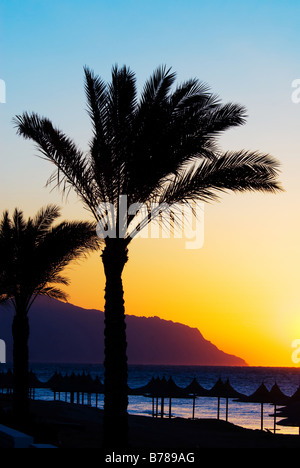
(3, 363, 300, 448)
(1, 396, 300, 449)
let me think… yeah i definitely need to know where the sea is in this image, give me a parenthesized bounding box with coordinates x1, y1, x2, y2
(1, 363, 300, 436)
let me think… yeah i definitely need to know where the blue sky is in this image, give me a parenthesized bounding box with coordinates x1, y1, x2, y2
(1, 0, 299, 217)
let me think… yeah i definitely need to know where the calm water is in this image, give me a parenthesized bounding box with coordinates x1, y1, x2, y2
(2, 363, 300, 435)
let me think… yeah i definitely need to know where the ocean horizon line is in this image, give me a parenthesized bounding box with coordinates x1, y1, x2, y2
(2, 362, 300, 370)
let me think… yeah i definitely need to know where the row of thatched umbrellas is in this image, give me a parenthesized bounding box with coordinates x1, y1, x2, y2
(129, 376, 291, 431)
(0, 370, 105, 405)
(132, 377, 300, 433)
(0, 370, 299, 432)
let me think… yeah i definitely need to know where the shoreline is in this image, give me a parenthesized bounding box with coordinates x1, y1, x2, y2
(1, 397, 300, 448)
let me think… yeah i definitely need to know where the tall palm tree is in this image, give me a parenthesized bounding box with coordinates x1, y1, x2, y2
(0, 205, 99, 429)
(13, 65, 282, 446)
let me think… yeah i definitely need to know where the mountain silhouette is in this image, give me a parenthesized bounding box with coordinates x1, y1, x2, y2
(0, 297, 247, 366)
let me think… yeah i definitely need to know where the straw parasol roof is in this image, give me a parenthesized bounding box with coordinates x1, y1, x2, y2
(131, 376, 192, 418)
(0, 370, 46, 390)
(235, 381, 289, 432)
(128, 377, 159, 396)
(45, 370, 64, 391)
(268, 382, 290, 405)
(207, 378, 244, 399)
(134, 376, 190, 399)
(45, 371, 104, 395)
(184, 378, 209, 419)
(28, 370, 47, 389)
(289, 385, 300, 402)
(207, 378, 246, 421)
(185, 378, 209, 397)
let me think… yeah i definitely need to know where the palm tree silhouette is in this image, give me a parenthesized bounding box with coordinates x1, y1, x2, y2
(0, 205, 99, 429)
(13, 65, 282, 446)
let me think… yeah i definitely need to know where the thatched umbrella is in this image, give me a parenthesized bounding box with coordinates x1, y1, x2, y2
(46, 371, 78, 401)
(77, 372, 95, 405)
(207, 378, 245, 421)
(289, 385, 300, 402)
(165, 376, 192, 418)
(146, 376, 174, 418)
(274, 402, 300, 434)
(47, 371, 104, 405)
(28, 370, 47, 399)
(45, 370, 64, 400)
(269, 385, 300, 434)
(63, 372, 80, 403)
(128, 377, 159, 396)
(235, 382, 271, 430)
(137, 376, 192, 418)
(92, 376, 104, 407)
(184, 378, 209, 419)
(268, 382, 290, 433)
(128, 377, 162, 417)
(141, 376, 167, 417)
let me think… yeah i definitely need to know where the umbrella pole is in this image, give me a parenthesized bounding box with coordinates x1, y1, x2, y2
(217, 397, 220, 420)
(156, 397, 158, 417)
(226, 398, 228, 422)
(274, 404, 276, 434)
(192, 396, 195, 420)
(261, 403, 264, 431)
(169, 398, 172, 419)
(161, 397, 164, 418)
(152, 397, 154, 417)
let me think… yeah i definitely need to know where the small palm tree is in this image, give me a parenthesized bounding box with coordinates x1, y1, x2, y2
(0, 205, 99, 429)
(14, 65, 282, 446)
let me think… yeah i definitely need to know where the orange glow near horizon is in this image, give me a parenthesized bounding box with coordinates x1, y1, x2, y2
(60, 185, 300, 368)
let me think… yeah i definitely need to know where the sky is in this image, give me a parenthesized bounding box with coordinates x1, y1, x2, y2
(0, 0, 300, 367)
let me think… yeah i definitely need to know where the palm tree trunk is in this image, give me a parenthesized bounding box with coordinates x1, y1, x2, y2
(101, 238, 129, 448)
(12, 310, 30, 430)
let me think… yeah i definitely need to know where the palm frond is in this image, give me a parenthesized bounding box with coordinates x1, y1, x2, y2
(36, 286, 68, 302)
(0, 207, 101, 314)
(13, 65, 283, 244)
(13, 113, 99, 216)
(0, 210, 11, 231)
(170, 78, 212, 110)
(32, 205, 61, 240)
(12, 208, 27, 233)
(156, 150, 283, 206)
(199, 102, 247, 136)
(84, 66, 108, 135)
(140, 65, 176, 106)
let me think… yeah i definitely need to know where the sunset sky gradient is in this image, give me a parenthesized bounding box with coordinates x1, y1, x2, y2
(1, 0, 300, 366)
